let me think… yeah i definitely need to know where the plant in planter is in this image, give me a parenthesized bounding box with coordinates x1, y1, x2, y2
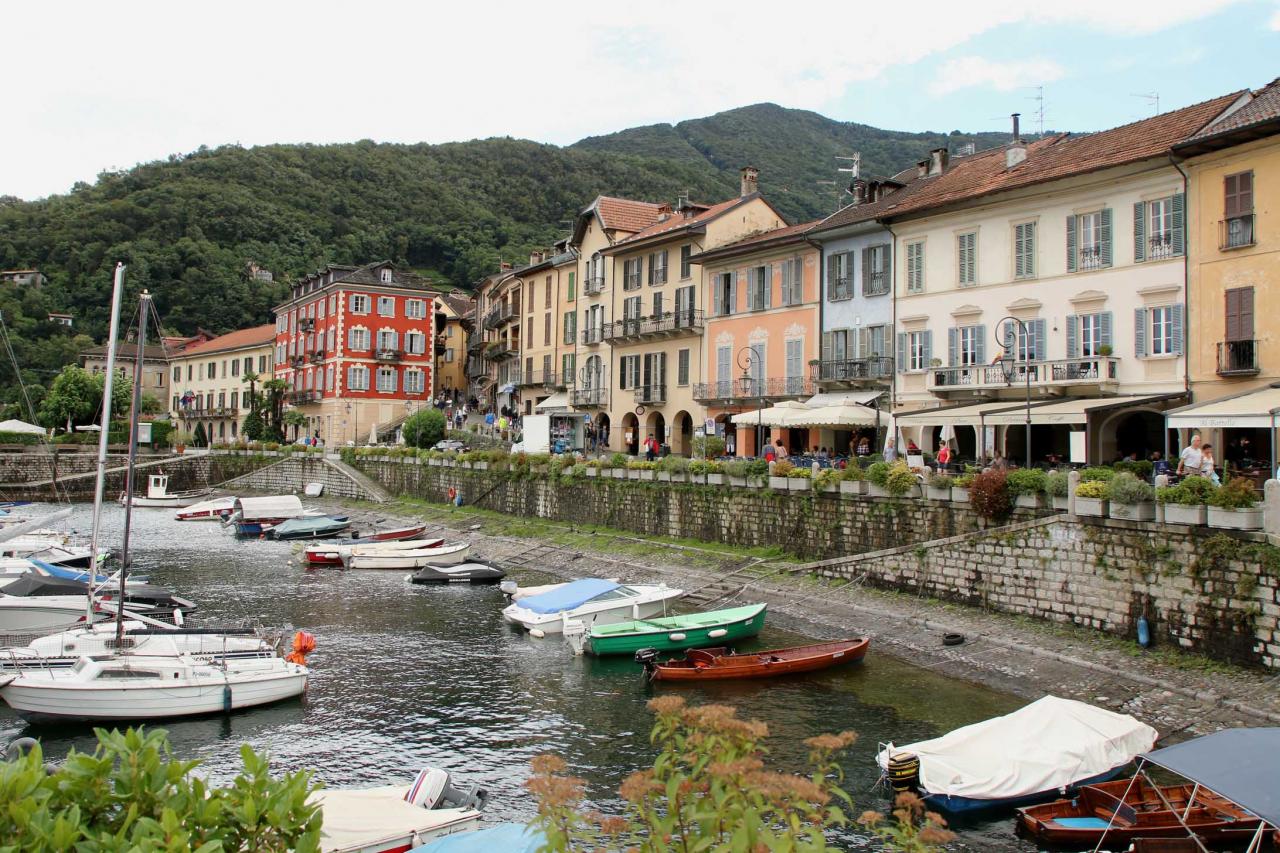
(1079, 466, 1115, 484)
(1107, 471, 1156, 521)
(704, 460, 726, 485)
(1045, 469, 1070, 510)
(865, 461, 892, 496)
(951, 472, 975, 502)
(769, 459, 795, 490)
(786, 466, 812, 490)
(1005, 468, 1047, 508)
(1156, 475, 1212, 525)
(723, 459, 750, 486)
(884, 461, 918, 498)
(658, 455, 690, 482)
(814, 468, 841, 493)
(1206, 476, 1263, 530)
(626, 459, 657, 479)
(838, 463, 867, 495)
(1074, 479, 1110, 516)
(925, 471, 954, 500)
(172, 430, 193, 454)
(968, 469, 1011, 522)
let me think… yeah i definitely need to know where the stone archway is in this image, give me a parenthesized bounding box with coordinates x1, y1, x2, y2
(621, 412, 640, 455)
(594, 412, 611, 451)
(672, 410, 693, 456)
(1105, 409, 1166, 462)
(645, 411, 666, 453)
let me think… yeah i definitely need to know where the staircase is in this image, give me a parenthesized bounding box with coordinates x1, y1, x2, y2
(324, 457, 392, 503)
(681, 559, 781, 608)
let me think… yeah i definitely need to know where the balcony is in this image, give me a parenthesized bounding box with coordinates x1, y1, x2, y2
(811, 357, 893, 386)
(374, 348, 404, 362)
(485, 342, 515, 361)
(634, 384, 666, 404)
(287, 390, 321, 405)
(1220, 215, 1255, 250)
(466, 356, 489, 379)
(289, 355, 305, 368)
(482, 303, 516, 330)
(1217, 340, 1260, 377)
(1146, 233, 1176, 260)
(581, 326, 605, 346)
(298, 318, 315, 332)
(602, 310, 705, 343)
(517, 370, 561, 388)
(310, 350, 326, 364)
(571, 387, 606, 408)
(927, 357, 1120, 397)
(584, 275, 605, 296)
(693, 376, 814, 404)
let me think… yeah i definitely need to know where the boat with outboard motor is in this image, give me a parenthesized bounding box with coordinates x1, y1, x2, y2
(304, 532, 438, 566)
(502, 578, 683, 636)
(175, 495, 237, 521)
(408, 560, 505, 584)
(317, 767, 487, 853)
(269, 515, 351, 540)
(0, 534, 108, 569)
(637, 638, 868, 682)
(573, 603, 767, 656)
(118, 474, 211, 508)
(346, 542, 470, 570)
(225, 495, 319, 536)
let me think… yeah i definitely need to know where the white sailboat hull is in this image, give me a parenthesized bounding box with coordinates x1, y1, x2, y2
(0, 596, 98, 634)
(175, 496, 237, 520)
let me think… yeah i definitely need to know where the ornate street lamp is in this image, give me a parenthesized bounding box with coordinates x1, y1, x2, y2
(737, 347, 763, 457)
(995, 316, 1033, 469)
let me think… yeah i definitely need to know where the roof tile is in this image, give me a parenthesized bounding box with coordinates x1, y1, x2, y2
(1179, 78, 1280, 146)
(173, 324, 277, 357)
(594, 196, 667, 233)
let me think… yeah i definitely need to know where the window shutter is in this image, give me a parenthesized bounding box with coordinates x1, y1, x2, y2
(826, 255, 837, 300)
(922, 331, 933, 367)
(1066, 315, 1079, 359)
(347, 329, 356, 349)
(1032, 319, 1046, 361)
(1066, 215, 1077, 272)
(764, 266, 772, 309)
(618, 357, 628, 390)
(861, 249, 871, 296)
(1171, 304, 1184, 355)
(1133, 202, 1146, 263)
(391, 331, 399, 350)
(1002, 320, 1015, 354)
(821, 332, 832, 364)
(349, 294, 358, 312)
(346, 366, 355, 389)
(1100, 312, 1113, 350)
(948, 328, 958, 367)
(745, 274, 755, 312)
(1171, 192, 1185, 256)
(729, 272, 739, 314)
(1100, 208, 1113, 267)
(974, 326, 986, 364)
(1134, 308, 1147, 357)
(1225, 288, 1241, 340)
(1240, 287, 1255, 338)
(712, 276, 722, 316)
(896, 333, 907, 373)
(845, 251, 857, 295)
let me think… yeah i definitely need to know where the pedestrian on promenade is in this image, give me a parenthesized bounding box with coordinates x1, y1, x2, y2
(883, 437, 897, 463)
(1176, 434, 1203, 477)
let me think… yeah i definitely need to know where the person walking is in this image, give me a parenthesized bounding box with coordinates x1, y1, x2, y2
(883, 437, 898, 464)
(644, 433, 657, 462)
(936, 443, 952, 470)
(774, 438, 789, 460)
(1199, 443, 1221, 485)
(1176, 434, 1203, 477)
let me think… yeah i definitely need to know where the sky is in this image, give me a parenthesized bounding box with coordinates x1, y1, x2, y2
(3, 0, 1278, 200)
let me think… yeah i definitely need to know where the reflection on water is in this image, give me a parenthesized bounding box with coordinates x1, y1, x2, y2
(0, 504, 1033, 850)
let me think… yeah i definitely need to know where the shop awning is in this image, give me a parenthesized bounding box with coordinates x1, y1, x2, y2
(805, 390, 883, 407)
(983, 394, 1181, 426)
(893, 400, 1029, 428)
(730, 400, 808, 427)
(1165, 384, 1280, 429)
(784, 403, 881, 428)
(535, 392, 570, 413)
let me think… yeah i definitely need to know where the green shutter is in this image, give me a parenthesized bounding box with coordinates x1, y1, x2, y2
(1066, 215, 1077, 272)
(1133, 201, 1146, 262)
(974, 326, 986, 363)
(1100, 208, 1113, 267)
(1100, 312, 1113, 350)
(1171, 192, 1185, 256)
(1171, 304, 1184, 355)
(948, 328, 958, 367)
(1134, 308, 1147, 357)
(1066, 315, 1078, 359)
(896, 333, 907, 373)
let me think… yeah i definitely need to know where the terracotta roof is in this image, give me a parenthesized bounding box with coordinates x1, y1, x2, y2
(174, 325, 276, 357)
(439, 292, 474, 317)
(606, 195, 762, 253)
(879, 91, 1243, 221)
(593, 196, 667, 233)
(809, 175, 929, 234)
(1176, 78, 1280, 151)
(691, 219, 821, 262)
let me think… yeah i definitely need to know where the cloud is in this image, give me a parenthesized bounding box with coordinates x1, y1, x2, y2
(1271, 4, 1280, 29)
(929, 56, 1067, 96)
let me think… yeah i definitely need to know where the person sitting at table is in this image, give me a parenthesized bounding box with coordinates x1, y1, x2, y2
(907, 439, 921, 455)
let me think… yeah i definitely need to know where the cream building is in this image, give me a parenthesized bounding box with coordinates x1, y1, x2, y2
(513, 246, 577, 413)
(168, 324, 275, 443)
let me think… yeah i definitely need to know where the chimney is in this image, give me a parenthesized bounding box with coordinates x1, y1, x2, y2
(499, 262, 513, 272)
(676, 193, 692, 217)
(1011, 112, 1021, 142)
(529, 251, 543, 265)
(851, 180, 866, 205)
(917, 159, 929, 178)
(740, 165, 759, 197)
(928, 147, 949, 176)
(1005, 113, 1027, 169)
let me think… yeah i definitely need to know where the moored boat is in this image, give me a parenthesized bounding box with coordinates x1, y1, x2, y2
(226, 495, 315, 536)
(0, 624, 277, 671)
(581, 603, 767, 656)
(346, 542, 470, 570)
(317, 767, 487, 853)
(175, 495, 237, 521)
(270, 515, 351, 540)
(637, 638, 868, 681)
(502, 579, 683, 636)
(408, 560, 505, 585)
(408, 823, 545, 852)
(304, 533, 439, 566)
(119, 474, 211, 508)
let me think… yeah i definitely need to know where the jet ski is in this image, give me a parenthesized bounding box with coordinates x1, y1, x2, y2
(409, 560, 506, 585)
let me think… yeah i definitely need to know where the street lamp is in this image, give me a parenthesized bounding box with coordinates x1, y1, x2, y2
(995, 316, 1033, 469)
(737, 346, 763, 457)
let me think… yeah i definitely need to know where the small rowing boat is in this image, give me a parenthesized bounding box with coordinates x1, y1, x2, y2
(636, 638, 868, 682)
(578, 603, 767, 656)
(346, 542, 469, 570)
(175, 495, 236, 521)
(303, 527, 431, 565)
(270, 515, 351, 541)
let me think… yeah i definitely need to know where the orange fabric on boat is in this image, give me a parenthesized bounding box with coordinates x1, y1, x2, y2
(286, 630, 316, 664)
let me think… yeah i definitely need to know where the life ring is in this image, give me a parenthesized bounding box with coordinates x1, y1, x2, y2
(447, 486, 457, 503)
(942, 633, 965, 647)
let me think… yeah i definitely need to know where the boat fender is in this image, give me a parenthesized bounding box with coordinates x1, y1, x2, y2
(223, 685, 232, 713)
(5, 737, 39, 761)
(942, 633, 965, 647)
(285, 631, 316, 664)
(668, 633, 687, 642)
(707, 629, 727, 639)
(529, 628, 545, 639)
(1137, 615, 1151, 648)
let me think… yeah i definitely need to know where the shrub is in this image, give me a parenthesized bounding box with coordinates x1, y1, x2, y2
(691, 434, 726, 458)
(1005, 467, 1047, 497)
(1208, 476, 1257, 509)
(771, 459, 795, 477)
(1109, 471, 1155, 504)
(744, 459, 769, 477)
(1076, 480, 1110, 499)
(953, 473, 975, 489)
(526, 452, 551, 467)
(814, 469, 841, 490)
(723, 459, 750, 479)
(1045, 469, 1070, 498)
(0, 430, 42, 445)
(688, 459, 709, 475)
(402, 408, 447, 449)
(969, 469, 1011, 521)
(1114, 459, 1154, 479)
(787, 467, 811, 479)
(840, 463, 866, 481)
(626, 460, 657, 470)
(927, 471, 954, 490)
(884, 461, 917, 497)
(1080, 466, 1115, 483)
(607, 452, 628, 470)
(866, 461, 891, 487)
(658, 455, 689, 474)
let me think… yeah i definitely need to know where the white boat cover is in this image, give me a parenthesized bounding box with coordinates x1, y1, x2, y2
(232, 495, 304, 521)
(0, 419, 45, 435)
(315, 786, 477, 852)
(876, 696, 1158, 802)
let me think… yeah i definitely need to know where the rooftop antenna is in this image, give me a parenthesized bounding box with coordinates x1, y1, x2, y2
(836, 153, 861, 181)
(1132, 92, 1160, 115)
(815, 180, 850, 213)
(1027, 85, 1045, 137)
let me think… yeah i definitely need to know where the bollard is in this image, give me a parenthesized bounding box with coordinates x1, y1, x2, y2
(1067, 469, 1081, 518)
(1265, 479, 1280, 544)
(1154, 474, 1169, 524)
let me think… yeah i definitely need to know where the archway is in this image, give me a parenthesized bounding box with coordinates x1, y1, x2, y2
(714, 413, 738, 455)
(645, 411, 666, 454)
(593, 412, 611, 451)
(672, 410, 693, 456)
(930, 425, 977, 462)
(1107, 410, 1165, 462)
(621, 413, 639, 455)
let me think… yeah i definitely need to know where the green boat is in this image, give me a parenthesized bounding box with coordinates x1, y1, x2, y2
(585, 603, 767, 656)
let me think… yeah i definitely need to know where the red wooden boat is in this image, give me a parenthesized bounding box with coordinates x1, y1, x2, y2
(636, 638, 869, 682)
(1016, 778, 1262, 847)
(303, 526, 432, 565)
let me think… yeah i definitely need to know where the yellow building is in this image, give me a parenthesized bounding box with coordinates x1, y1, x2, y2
(513, 246, 577, 413)
(167, 325, 276, 443)
(434, 292, 474, 398)
(476, 267, 522, 413)
(1169, 78, 1280, 473)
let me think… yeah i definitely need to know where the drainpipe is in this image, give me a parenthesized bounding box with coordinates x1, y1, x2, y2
(802, 233, 828, 449)
(1168, 153, 1192, 461)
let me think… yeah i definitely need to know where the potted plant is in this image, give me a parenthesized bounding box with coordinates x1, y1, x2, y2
(839, 464, 868, 496)
(1006, 468, 1047, 509)
(659, 455, 689, 483)
(951, 472, 974, 502)
(884, 461, 919, 498)
(1156, 475, 1212, 525)
(769, 460, 795, 490)
(814, 468, 841, 494)
(609, 452, 628, 479)
(744, 459, 769, 488)
(704, 460, 725, 485)
(925, 471, 954, 501)
(1206, 476, 1263, 530)
(724, 459, 749, 487)
(1074, 480, 1109, 517)
(1046, 469, 1070, 511)
(472, 450, 490, 471)
(172, 430, 193, 454)
(787, 466, 812, 491)
(1107, 471, 1156, 521)
(585, 459, 600, 478)
(865, 461, 892, 497)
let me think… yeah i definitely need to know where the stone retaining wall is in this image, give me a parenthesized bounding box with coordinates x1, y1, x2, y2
(0, 454, 271, 501)
(214, 456, 386, 501)
(0, 451, 168, 486)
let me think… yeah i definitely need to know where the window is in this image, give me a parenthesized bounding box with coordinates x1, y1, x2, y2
(623, 258, 642, 290)
(376, 367, 397, 393)
(562, 311, 576, 344)
(243, 356, 252, 375)
(525, 283, 533, 313)
(862, 245, 890, 295)
(827, 252, 853, 300)
(680, 245, 692, 279)
(376, 329, 398, 351)
(1068, 209, 1112, 271)
(326, 364, 334, 390)
(350, 294, 369, 314)
(906, 241, 924, 293)
(526, 317, 533, 342)
(648, 250, 668, 285)
(1150, 306, 1173, 355)
(618, 354, 640, 389)
(347, 365, 369, 391)
(949, 325, 985, 366)
(785, 339, 803, 392)
(405, 369, 425, 393)
(651, 291, 663, 317)
(172, 366, 180, 381)
(172, 394, 180, 411)
(567, 271, 576, 301)
(405, 331, 426, 354)
(674, 285, 696, 323)
(781, 257, 803, 305)
(380, 268, 393, 283)
(543, 312, 551, 346)
(746, 266, 769, 311)
(956, 233, 977, 286)
(1013, 222, 1036, 279)
(445, 348, 454, 363)
(230, 391, 239, 409)
(1136, 196, 1183, 261)
(231, 359, 240, 377)
(716, 345, 732, 394)
(713, 272, 735, 315)
(315, 368, 324, 391)
(405, 299, 426, 319)
(1067, 312, 1112, 359)
(1000, 319, 1046, 361)
(908, 331, 930, 371)
(317, 298, 326, 319)
(544, 276, 552, 309)
(1223, 171, 1255, 248)
(349, 328, 370, 350)
(1225, 287, 1255, 343)
(623, 295, 642, 323)
(562, 353, 575, 383)
(677, 348, 690, 386)
(329, 295, 337, 314)
(377, 296, 395, 317)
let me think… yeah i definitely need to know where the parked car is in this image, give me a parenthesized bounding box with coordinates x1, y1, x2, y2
(434, 439, 466, 452)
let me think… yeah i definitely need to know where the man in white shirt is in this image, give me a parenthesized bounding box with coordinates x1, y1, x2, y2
(1176, 434, 1203, 476)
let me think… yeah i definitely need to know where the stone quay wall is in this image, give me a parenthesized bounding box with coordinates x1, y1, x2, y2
(0, 450, 170, 486)
(0, 453, 271, 502)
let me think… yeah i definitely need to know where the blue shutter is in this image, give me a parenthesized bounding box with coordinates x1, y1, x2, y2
(1066, 215, 1077, 272)
(896, 333, 907, 373)
(764, 265, 772, 309)
(1032, 319, 1046, 361)
(826, 255, 837, 301)
(948, 328, 958, 367)
(922, 330, 933, 367)
(1171, 193, 1186, 256)
(1172, 304, 1184, 355)
(1002, 320, 1015, 354)
(729, 272, 739, 315)
(1066, 315, 1079, 359)
(1133, 201, 1146, 262)
(1134, 308, 1147, 357)
(1100, 208, 1113, 267)
(974, 326, 986, 364)
(1100, 312, 1113, 350)
(347, 329, 357, 349)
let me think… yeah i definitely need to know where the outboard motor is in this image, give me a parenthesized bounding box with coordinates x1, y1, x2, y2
(634, 647, 659, 678)
(886, 752, 921, 794)
(404, 767, 488, 812)
(499, 580, 519, 598)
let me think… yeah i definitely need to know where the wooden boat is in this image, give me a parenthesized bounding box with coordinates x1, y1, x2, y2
(303, 527, 432, 565)
(346, 542, 469, 570)
(637, 638, 868, 681)
(118, 474, 211, 508)
(582, 603, 767, 656)
(1016, 778, 1263, 847)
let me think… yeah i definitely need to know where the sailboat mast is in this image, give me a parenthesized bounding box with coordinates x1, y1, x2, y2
(117, 290, 150, 643)
(86, 262, 126, 620)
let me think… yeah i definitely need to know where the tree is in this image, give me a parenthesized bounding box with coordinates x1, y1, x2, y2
(242, 370, 260, 414)
(402, 408, 446, 449)
(283, 409, 306, 441)
(193, 421, 208, 447)
(36, 365, 127, 431)
(139, 392, 165, 415)
(260, 379, 288, 436)
(242, 409, 265, 441)
(0, 727, 321, 851)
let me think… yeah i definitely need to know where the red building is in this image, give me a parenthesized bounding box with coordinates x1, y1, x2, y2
(272, 261, 438, 445)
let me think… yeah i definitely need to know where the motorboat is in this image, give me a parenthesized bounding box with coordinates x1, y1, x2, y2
(1, 535, 107, 569)
(303, 530, 436, 566)
(175, 495, 237, 521)
(877, 695, 1158, 815)
(269, 515, 351, 541)
(499, 580, 565, 600)
(118, 474, 211, 508)
(0, 652, 309, 722)
(577, 602, 767, 656)
(0, 594, 109, 634)
(317, 767, 487, 853)
(0, 573, 196, 615)
(346, 542, 470, 571)
(0, 624, 277, 672)
(226, 495, 317, 536)
(636, 638, 868, 682)
(408, 560, 505, 585)
(501, 579, 683, 636)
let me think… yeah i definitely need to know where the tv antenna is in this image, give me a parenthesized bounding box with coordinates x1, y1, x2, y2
(1027, 85, 1045, 137)
(836, 152, 861, 181)
(816, 180, 851, 213)
(1132, 92, 1160, 115)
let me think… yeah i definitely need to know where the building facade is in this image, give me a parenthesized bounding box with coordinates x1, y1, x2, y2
(168, 325, 275, 443)
(80, 344, 172, 406)
(434, 292, 475, 398)
(272, 262, 437, 446)
(514, 248, 577, 414)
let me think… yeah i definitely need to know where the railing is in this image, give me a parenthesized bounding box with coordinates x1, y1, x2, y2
(693, 376, 813, 402)
(482, 303, 516, 329)
(623, 271, 642, 291)
(928, 357, 1119, 392)
(516, 370, 559, 388)
(298, 318, 315, 332)
(1078, 246, 1105, 270)
(1147, 233, 1175, 260)
(287, 390, 321, 404)
(584, 275, 605, 295)
(571, 387, 606, 407)
(1217, 340, 1259, 376)
(601, 310, 704, 342)
(289, 355, 305, 368)
(633, 384, 666, 404)
(581, 326, 605, 345)
(827, 277, 852, 301)
(863, 271, 889, 296)
(485, 343, 515, 360)
(1220, 215, 1255, 250)
(310, 350, 326, 364)
(374, 348, 404, 362)
(466, 357, 489, 379)
(811, 357, 893, 384)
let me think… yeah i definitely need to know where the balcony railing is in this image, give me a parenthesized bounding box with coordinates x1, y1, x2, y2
(601, 310, 705, 343)
(811, 357, 893, 385)
(633, 384, 666, 404)
(581, 326, 605, 345)
(485, 342, 515, 360)
(287, 390, 321, 404)
(693, 376, 813, 403)
(571, 387, 606, 407)
(482, 303, 516, 329)
(827, 276, 852, 301)
(310, 350, 326, 364)
(584, 275, 605, 295)
(466, 357, 489, 379)
(1078, 246, 1106, 270)
(516, 369, 560, 388)
(298, 318, 315, 332)
(374, 348, 404, 362)
(1217, 340, 1259, 376)
(1147, 233, 1175, 260)
(289, 355, 305, 368)
(927, 357, 1119, 394)
(862, 272, 889, 296)
(1220, 215, 1255, 250)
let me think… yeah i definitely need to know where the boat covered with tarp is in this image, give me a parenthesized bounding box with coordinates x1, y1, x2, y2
(876, 695, 1158, 814)
(227, 495, 308, 535)
(502, 578, 682, 635)
(270, 515, 350, 541)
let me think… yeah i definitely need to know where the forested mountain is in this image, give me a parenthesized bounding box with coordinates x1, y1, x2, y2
(0, 103, 1021, 416)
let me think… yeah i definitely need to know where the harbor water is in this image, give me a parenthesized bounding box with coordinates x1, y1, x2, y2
(1, 504, 1036, 851)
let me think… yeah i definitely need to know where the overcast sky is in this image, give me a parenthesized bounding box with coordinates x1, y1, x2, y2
(3, 0, 1277, 200)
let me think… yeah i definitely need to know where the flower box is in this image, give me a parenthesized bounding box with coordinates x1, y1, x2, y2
(819, 482, 840, 494)
(669, 472, 688, 483)
(866, 483, 890, 498)
(1109, 501, 1155, 522)
(768, 476, 790, 490)
(626, 469, 642, 480)
(728, 475, 747, 487)
(611, 469, 627, 479)
(746, 477, 767, 489)
(427, 458, 442, 466)
(788, 478, 811, 492)
(458, 461, 472, 470)
(925, 486, 952, 501)
(1075, 497, 1108, 517)
(1051, 495, 1069, 511)
(585, 468, 598, 478)
(1206, 506, 1263, 530)
(1162, 503, 1205, 525)
(656, 471, 672, 482)
(473, 461, 489, 471)
(839, 480, 868, 496)
(637, 470, 655, 481)
(1014, 494, 1044, 509)
(706, 473, 725, 485)
(951, 487, 970, 503)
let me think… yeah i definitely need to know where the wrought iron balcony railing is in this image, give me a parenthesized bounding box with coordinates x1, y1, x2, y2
(633, 384, 666, 404)
(374, 348, 404, 362)
(1220, 215, 1255, 250)
(927, 357, 1119, 393)
(1217, 340, 1259, 376)
(581, 326, 605, 345)
(601, 310, 704, 342)
(811, 357, 893, 384)
(570, 387, 606, 407)
(692, 376, 813, 403)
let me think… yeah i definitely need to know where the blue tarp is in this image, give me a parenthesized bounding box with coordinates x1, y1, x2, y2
(409, 824, 544, 853)
(31, 558, 107, 585)
(518, 578, 619, 614)
(1140, 728, 1280, 828)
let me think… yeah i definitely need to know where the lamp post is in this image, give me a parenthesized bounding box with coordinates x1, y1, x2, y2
(996, 316, 1033, 469)
(737, 346, 763, 457)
